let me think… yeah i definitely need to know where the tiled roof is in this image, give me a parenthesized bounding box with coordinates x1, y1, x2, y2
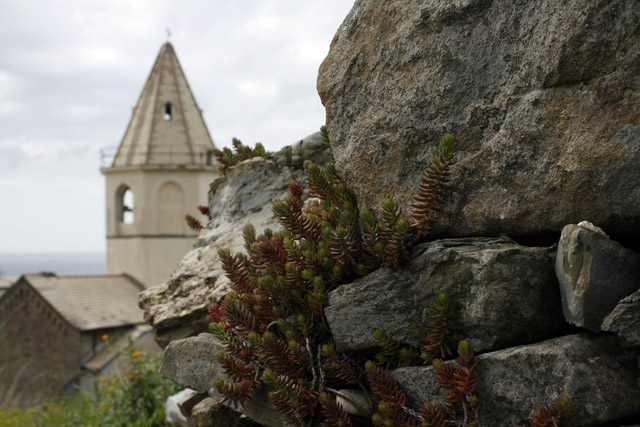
(23, 274, 144, 331)
(0, 276, 17, 299)
(0, 276, 18, 287)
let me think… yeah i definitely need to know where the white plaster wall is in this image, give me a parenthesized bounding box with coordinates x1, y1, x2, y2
(103, 167, 219, 287)
(106, 236, 196, 287)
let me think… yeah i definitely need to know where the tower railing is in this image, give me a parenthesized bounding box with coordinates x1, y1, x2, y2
(100, 146, 215, 168)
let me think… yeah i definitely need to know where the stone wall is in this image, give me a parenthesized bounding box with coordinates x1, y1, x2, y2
(145, 1, 640, 425)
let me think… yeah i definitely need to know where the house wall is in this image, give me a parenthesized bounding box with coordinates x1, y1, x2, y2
(0, 281, 83, 407)
(76, 326, 162, 392)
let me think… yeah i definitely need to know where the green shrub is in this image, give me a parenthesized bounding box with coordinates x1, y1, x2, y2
(212, 138, 270, 171)
(0, 345, 180, 427)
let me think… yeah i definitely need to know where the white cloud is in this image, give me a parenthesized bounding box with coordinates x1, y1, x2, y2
(75, 45, 126, 68)
(289, 40, 334, 65)
(0, 71, 21, 96)
(248, 14, 281, 31)
(0, 101, 24, 116)
(238, 81, 279, 98)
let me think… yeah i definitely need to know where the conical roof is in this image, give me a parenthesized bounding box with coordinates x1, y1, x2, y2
(111, 42, 215, 168)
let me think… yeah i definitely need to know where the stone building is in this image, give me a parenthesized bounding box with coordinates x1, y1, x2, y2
(101, 42, 220, 288)
(0, 273, 147, 407)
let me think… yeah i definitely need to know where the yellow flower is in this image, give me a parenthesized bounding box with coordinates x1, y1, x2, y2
(100, 377, 106, 383)
(132, 351, 142, 358)
(84, 397, 90, 403)
(101, 334, 109, 341)
(103, 406, 109, 412)
(108, 387, 114, 392)
(128, 374, 134, 380)
(113, 377, 119, 383)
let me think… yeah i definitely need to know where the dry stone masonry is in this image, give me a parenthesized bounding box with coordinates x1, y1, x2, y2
(145, 0, 640, 424)
(326, 236, 570, 354)
(392, 334, 640, 426)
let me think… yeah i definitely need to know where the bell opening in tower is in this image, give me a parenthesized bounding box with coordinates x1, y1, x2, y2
(116, 185, 135, 224)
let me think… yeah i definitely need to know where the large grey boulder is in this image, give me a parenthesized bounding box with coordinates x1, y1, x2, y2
(556, 223, 640, 332)
(326, 237, 569, 354)
(318, 0, 640, 238)
(139, 133, 330, 347)
(160, 333, 284, 427)
(602, 289, 640, 348)
(392, 334, 640, 426)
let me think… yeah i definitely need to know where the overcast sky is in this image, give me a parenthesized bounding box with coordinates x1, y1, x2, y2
(0, 0, 355, 254)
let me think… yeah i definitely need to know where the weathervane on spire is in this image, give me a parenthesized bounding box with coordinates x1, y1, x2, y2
(166, 28, 172, 40)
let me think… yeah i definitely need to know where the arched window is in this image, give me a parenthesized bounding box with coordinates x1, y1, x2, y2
(116, 185, 134, 224)
(164, 103, 172, 121)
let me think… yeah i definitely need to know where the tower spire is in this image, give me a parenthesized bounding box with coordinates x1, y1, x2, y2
(111, 42, 215, 168)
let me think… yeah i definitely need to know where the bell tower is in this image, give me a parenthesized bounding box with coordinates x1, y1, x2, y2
(101, 42, 220, 287)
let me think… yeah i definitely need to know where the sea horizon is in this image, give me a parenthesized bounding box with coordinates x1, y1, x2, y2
(0, 252, 106, 277)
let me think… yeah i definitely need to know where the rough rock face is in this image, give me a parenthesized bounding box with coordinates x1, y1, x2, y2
(148, 2, 640, 423)
(160, 334, 226, 399)
(555, 224, 640, 332)
(602, 289, 640, 348)
(392, 334, 640, 426)
(139, 133, 330, 347)
(318, 0, 640, 239)
(160, 334, 284, 427)
(326, 237, 569, 353)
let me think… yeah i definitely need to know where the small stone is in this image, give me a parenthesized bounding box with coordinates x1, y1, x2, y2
(555, 224, 640, 332)
(334, 389, 373, 418)
(577, 221, 609, 238)
(189, 396, 243, 427)
(160, 334, 226, 398)
(602, 289, 640, 348)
